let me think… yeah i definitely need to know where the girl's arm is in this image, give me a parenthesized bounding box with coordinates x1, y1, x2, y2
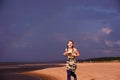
(63, 48, 68, 56)
(73, 48, 80, 57)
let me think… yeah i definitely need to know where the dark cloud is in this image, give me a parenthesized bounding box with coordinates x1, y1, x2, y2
(0, 0, 120, 62)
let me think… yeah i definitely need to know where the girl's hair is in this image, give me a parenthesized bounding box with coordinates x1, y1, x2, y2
(66, 40, 74, 51)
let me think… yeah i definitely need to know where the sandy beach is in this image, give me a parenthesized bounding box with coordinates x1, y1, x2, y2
(18, 62, 120, 80)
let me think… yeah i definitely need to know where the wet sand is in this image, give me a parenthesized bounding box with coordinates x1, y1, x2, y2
(0, 63, 63, 80)
(0, 72, 41, 80)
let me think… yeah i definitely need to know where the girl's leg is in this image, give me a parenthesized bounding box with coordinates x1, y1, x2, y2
(67, 70, 71, 80)
(71, 71, 77, 80)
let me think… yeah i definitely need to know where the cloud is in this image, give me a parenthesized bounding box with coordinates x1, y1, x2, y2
(80, 5, 118, 14)
(105, 40, 120, 47)
(105, 40, 113, 47)
(95, 49, 113, 54)
(114, 40, 120, 45)
(101, 27, 112, 35)
(79, 32, 100, 43)
(98, 27, 120, 48)
(82, 27, 120, 47)
(101, 49, 113, 54)
(76, 27, 120, 55)
(79, 27, 112, 44)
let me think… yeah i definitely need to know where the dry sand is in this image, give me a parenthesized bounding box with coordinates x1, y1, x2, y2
(20, 62, 120, 80)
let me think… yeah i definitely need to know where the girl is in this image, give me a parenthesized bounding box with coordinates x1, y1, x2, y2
(63, 40, 80, 80)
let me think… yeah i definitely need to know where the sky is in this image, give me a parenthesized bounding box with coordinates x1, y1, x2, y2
(0, 0, 120, 62)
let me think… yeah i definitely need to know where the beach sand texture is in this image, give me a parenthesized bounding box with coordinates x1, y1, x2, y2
(20, 62, 120, 80)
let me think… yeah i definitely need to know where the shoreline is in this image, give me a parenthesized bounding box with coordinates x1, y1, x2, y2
(0, 72, 41, 80)
(20, 73, 56, 80)
(0, 63, 64, 80)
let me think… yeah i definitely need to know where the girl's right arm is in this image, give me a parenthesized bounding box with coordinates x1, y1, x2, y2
(63, 48, 68, 56)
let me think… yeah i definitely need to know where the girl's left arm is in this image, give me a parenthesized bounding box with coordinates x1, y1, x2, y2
(74, 48, 80, 57)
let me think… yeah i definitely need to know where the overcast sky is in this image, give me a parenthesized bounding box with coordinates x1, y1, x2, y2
(0, 0, 120, 62)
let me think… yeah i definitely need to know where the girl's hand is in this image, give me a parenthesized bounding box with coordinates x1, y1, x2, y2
(72, 53, 77, 56)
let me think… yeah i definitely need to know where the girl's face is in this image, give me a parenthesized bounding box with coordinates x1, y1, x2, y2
(67, 41, 73, 48)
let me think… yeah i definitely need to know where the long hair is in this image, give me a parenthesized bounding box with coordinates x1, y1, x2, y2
(66, 40, 74, 51)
